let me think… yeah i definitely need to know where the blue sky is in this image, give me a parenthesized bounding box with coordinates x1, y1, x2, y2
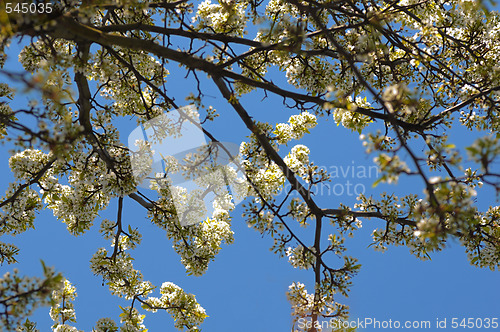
(1, 8, 500, 332)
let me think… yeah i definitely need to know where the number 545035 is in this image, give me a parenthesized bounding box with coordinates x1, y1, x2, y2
(5, 2, 53, 14)
(451, 318, 498, 329)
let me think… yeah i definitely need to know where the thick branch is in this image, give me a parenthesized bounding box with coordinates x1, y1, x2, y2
(128, 193, 153, 209)
(322, 208, 417, 227)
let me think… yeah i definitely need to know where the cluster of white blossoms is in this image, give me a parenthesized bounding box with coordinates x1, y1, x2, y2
(289, 198, 312, 227)
(1, 149, 56, 236)
(112, 231, 143, 252)
(273, 112, 317, 145)
(0, 184, 41, 235)
(175, 217, 234, 276)
(331, 96, 372, 133)
(0, 99, 12, 137)
(228, 0, 363, 98)
(265, 0, 300, 18)
(286, 279, 349, 331)
(14, 31, 161, 130)
(92, 216, 207, 331)
(286, 282, 315, 319)
(9, 149, 53, 181)
(194, 0, 248, 36)
(286, 245, 316, 270)
(143, 282, 207, 330)
(414, 181, 479, 242)
(94, 213, 206, 329)
(149, 170, 235, 276)
(90, 246, 153, 300)
(51, 325, 81, 332)
(90, 50, 165, 122)
(244, 161, 285, 200)
(284, 145, 310, 179)
(42, 160, 108, 235)
(466, 135, 500, 172)
(359, 131, 396, 154)
(6, 138, 141, 236)
(461, 206, 500, 270)
(50, 279, 79, 332)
